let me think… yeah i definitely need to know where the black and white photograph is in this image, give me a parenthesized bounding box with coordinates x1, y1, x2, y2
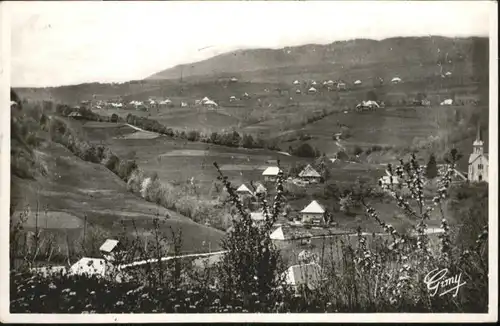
(0, 0, 497, 322)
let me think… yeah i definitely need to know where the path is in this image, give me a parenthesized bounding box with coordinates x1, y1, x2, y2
(118, 250, 228, 270)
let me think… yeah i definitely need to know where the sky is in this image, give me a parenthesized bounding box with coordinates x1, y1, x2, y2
(9, 1, 492, 87)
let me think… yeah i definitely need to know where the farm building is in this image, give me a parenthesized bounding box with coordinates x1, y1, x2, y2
(293, 80, 300, 85)
(283, 263, 323, 291)
(298, 164, 321, 183)
(325, 80, 334, 86)
(391, 77, 402, 84)
(307, 87, 317, 94)
(300, 200, 325, 224)
(262, 166, 282, 182)
(236, 184, 253, 196)
(11, 100, 19, 109)
(229, 96, 237, 102)
(311, 81, 317, 86)
(337, 82, 347, 90)
(181, 101, 188, 108)
(354, 80, 362, 85)
(230, 77, 238, 83)
(68, 111, 84, 120)
(295, 89, 302, 94)
(242, 92, 250, 99)
(445, 71, 452, 77)
(203, 100, 218, 109)
(468, 127, 489, 183)
(440, 99, 453, 106)
(356, 100, 380, 111)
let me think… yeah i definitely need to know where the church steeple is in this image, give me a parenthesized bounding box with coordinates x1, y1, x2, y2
(473, 122, 484, 155)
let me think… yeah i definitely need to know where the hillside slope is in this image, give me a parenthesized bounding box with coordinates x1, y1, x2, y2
(147, 36, 489, 82)
(11, 140, 225, 255)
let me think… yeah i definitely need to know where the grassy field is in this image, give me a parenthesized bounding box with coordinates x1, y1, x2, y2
(11, 141, 225, 255)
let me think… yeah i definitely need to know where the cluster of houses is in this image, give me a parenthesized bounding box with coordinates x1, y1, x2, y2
(291, 76, 404, 94)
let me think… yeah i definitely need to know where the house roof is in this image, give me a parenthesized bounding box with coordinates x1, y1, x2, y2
(100, 239, 120, 253)
(298, 164, 321, 178)
(236, 184, 253, 194)
(308, 87, 317, 92)
(69, 257, 108, 277)
(392, 77, 402, 81)
(255, 183, 267, 194)
(300, 200, 325, 214)
(285, 263, 323, 289)
(354, 80, 362, 84)
(204, 100, 218, 106)
(262, 166, 281, 176)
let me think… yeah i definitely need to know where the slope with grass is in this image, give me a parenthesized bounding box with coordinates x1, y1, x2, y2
(11, 139, 225, 256)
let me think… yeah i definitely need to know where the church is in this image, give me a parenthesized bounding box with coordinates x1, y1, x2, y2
(468, 127, 488, 183)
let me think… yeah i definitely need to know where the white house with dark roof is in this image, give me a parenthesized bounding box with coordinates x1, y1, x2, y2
(262, 166, 282, 182)
(300, 200, 325, 224)
(298, 164, 321, 183)
(283, 263, 323, 291)
(468, 127, 488, 182)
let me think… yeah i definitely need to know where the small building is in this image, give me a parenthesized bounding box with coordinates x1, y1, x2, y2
(242, 92, 250, 99)
(378, 174, 400, 187)
(325, 80, 334, 87)
(250, 212, 266, 227)
(307, 87, 317, 94)
(230, 77, 238, 83)
(204, 100, 218, 109)
(337, 82, 347, 90)
(99, 239, 125, 262)
(229, 96, 237, 102)
(300, 200, 325, 224)
(445, 71, 452, 77)
(236, 184, 253, 196)
(391, 77, 402, 84)
(354, 80, 362, 85)
(293, 80, 300, 85)
(311, 81, 317, 86)
(262, 166, 282, 182)
(356, 100, 379, 111)
(10, 100, 19, 109)
(468, 127, 488, 182)
(180, 101, 188, 108)
(68, 111, 84, 120)
(440, 99, 453, 106)
(298, 164, 321, 183)
(283, 263, 323, 291)
(295, 89, 302, 94)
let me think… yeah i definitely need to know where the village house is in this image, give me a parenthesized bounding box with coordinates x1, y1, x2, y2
(229, 96, 237, 102)
(230, 77, 238, 83)
(242, 92, 251, 99)
(356, 100, 379, 111)
(468, 127, 489, 182)
(262, 166, 282, 182)
(236, 184, 253, 196)
(68, 111, 84, 120)
(300, 200, 325, 224)
(293, 80, 300, 85)
(298, 164, 322, 183)
(307, 87, 317, 94)
(180, 101, 188, 108)
(337, 82, 347, 90)
(440, 99, 453, 106)
(295, 89, 302, 94)
(100, 239, 125, 262)
(354, 80, 362, 85)
(282, 263, 323, 292)
(391, 77, 402, 84)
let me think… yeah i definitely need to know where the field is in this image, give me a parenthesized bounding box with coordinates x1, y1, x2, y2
(11, 140, 225, 257)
